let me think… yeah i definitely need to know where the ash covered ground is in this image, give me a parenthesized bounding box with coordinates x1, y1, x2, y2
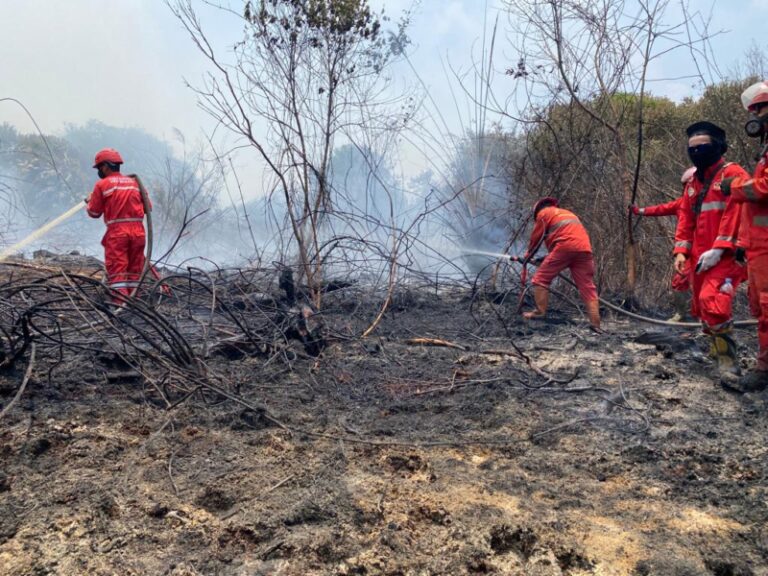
(0, 260, 767, 576)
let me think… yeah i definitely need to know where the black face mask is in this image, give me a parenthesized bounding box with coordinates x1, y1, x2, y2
(745, 114, 768, 139)
(97, 165, 107, 179)
(687, 143, 722, 170)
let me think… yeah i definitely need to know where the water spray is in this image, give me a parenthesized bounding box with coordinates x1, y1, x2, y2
(0, 200, 86, 262)
(460, 249, 515, 261)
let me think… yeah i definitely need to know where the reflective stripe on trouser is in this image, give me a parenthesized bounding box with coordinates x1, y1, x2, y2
(747, 252, 768, 371)
(102, 225, 146, 302)
(106, 217, 144, 226)
(531, 248, 598, 304)
(690, 256, 744, 330)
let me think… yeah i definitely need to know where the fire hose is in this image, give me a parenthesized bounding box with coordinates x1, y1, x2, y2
(463, 251, 757, 329)
(128, 174, 154, 289)
(556, 272, 757, 329)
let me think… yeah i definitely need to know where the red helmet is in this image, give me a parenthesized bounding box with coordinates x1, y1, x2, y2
(93, 148, 124, 168)
(533, 197, 558, 216)
(741, 80, 768, 112)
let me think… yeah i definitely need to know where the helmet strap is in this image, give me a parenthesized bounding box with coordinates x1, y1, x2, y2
(757, 138, 768, 162)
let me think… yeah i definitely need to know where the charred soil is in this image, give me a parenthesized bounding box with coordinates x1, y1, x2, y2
(0, 270, 767, 576)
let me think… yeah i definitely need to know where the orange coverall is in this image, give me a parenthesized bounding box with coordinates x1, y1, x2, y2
(725, 152, 768, 370)
(87, 174, 148, 300)
(673, 160, 748, 329)
(527, 206, 598, 304)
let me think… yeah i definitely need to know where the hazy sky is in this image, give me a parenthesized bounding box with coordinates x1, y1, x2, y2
(2, 0, 768, 180)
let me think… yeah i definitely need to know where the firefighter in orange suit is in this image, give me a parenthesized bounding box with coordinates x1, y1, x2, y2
(673, 122, 749, 382)
(512, 198, 600, 331)
(631, 166, 696, 321)
(86, 148, 149, 303)
(719, 80, 768, 392)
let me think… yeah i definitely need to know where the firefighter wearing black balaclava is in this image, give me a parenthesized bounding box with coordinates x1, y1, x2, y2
(673, 122, 749, 384)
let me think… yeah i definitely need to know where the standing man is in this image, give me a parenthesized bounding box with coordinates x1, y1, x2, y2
(513, 197, 601, 331)
(673, 122, 748, 382)
(719, 80, 768, 392)
(631, 166, 696, 321)
(86, 148, 148, 303)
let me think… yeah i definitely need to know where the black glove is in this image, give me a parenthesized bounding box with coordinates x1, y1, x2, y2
(735, 247, 747, 265)
(720, 177, 734, 196)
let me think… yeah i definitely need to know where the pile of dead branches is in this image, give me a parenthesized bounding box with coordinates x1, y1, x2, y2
(0, 261, 333, 417)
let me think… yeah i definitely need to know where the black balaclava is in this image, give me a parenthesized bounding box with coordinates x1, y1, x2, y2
(686, 121, 727, 175)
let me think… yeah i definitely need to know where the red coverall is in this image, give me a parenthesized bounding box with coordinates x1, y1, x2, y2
(87, 174, 148, 301)
(726, 153, 768, 370)
(673, 160, 748, 329)
(638, 196, 690, 292)
(527, 206, 598, 304)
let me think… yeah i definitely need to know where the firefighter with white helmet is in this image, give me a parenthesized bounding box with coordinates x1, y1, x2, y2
(719, 80, 768, 391)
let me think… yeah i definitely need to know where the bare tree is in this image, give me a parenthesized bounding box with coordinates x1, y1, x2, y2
(146, 136, 224, 258)
(497, 0, 718, 297)
(170, 0, 409, 306)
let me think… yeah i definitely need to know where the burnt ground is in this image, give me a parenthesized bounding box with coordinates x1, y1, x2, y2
(1, 281, 767, 576)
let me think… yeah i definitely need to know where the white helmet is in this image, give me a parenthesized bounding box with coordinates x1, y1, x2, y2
(741, 80, 768, 111)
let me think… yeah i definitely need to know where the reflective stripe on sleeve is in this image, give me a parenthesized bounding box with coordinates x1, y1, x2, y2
(675, 241, 692, 250)
(716, 235, 735, 243)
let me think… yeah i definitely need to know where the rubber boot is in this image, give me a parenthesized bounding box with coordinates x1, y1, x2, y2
(730, 370, 768, 393)
(707, 334, 719, 359)
(728, 346, 768, 393)
(585, 298, 602, 332)
(668, 291, 689, 322)
(523, 286, 549, 320)
(710, 328, 741, 384)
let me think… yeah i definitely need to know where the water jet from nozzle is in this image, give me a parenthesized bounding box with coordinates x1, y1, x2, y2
(0, 200, 86, 262)
(460, 249, 513, 260)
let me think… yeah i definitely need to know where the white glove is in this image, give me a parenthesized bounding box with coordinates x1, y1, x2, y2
(696, 248, 724, 273)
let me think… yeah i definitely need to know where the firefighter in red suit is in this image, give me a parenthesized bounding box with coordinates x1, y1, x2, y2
(630, 167, 696, 321)
(719, 80, 768, 392)
(673, 122, 749, 382)
(513, 198, 601, 331)
(86, 148, 148, 303)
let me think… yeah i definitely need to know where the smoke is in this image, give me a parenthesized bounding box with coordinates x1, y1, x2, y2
(426, 132, 527, 278)
(0, 116, 527, 290)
